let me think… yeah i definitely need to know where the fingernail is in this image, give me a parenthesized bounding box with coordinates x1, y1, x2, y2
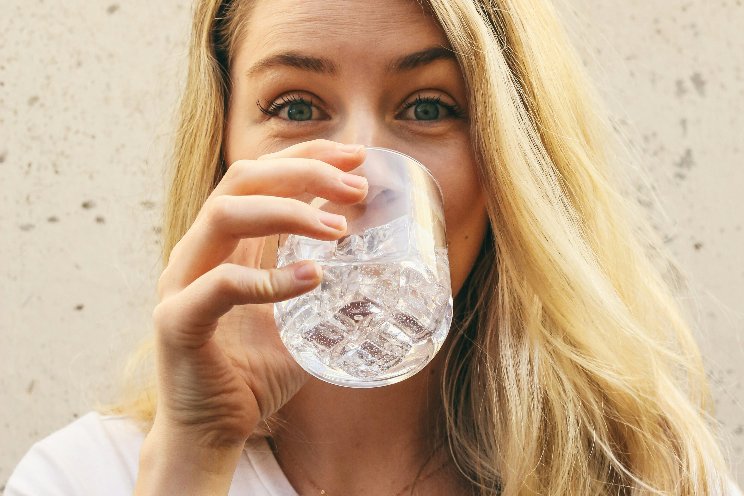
(340, 173, 367, 190)
(338, 143, 364, 154)
(294, 262, 320, 281)
(318, 211, 347, 231)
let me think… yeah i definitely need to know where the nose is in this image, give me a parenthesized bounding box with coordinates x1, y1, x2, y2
(331, 102, 388, 148)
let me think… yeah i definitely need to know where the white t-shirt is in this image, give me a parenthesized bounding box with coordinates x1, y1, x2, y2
(6, 412, 743, 495)
(5, 412, 299, 495)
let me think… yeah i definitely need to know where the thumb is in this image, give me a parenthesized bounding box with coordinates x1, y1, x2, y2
(255, 261, 323, 303)
(157, 261, 322, 344)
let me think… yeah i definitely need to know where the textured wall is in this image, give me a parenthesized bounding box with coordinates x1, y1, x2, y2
(1, 0, 742, 490)
(0, 1, 190, 489)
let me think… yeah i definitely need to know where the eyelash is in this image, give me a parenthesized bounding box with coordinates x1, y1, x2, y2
(400, 95, 466, 120)
(257, 94, 316, 117)
(256, 94, 466, 120)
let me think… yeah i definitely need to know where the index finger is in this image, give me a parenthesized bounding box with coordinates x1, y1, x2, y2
(214, 139, 368, 204)
(258, 139, 366, 171)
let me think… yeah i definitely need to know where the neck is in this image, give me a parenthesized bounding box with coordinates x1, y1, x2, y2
(270, 344, 454, 494)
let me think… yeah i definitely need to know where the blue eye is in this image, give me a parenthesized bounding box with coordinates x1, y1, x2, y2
(257, 95, 326, 121)
(413, 101, 440, 120)
(398, 95, 465, 122)
(286, 101, 312, 121)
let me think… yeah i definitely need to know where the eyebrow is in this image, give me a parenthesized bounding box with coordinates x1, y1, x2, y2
(246, 52, 338, 76)
(245, 46, 456, 77)
(390, 46, 456, 72)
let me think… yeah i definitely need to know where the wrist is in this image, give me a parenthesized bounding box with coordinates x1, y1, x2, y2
(135, 419, 250, 496)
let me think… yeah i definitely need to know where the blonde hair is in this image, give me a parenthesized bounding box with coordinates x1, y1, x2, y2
(111, 0, 733, 493)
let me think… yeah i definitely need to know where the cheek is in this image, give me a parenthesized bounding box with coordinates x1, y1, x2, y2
(424, 148, 489, 296)
(441, 172, 480, 227)
(224, 100, 279, 163)
(421, 144, 484, 236)
(224, 111, 253, 164)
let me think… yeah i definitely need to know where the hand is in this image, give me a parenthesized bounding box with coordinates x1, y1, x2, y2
(135, 140, 367, 495)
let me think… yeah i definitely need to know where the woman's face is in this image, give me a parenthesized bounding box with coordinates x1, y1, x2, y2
(225, 0, 488, 296)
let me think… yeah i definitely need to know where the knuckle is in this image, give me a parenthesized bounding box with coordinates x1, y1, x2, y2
(255, 269, 282, 302)
(227, 158, 251, 170)
(156, 260, 183, 300)
(212, 263, 240, 298)
(305, 207, 323, 228)
(214, 264, 276, 303)
(167, 238, 184, 263)
(257, 149, 278, 160)
(204, 195, 233, 228)
(151, 301, 172, 334)
(225, 159, 253, 181)
(282, 199, 315, 228)
(303, 158, 335, 176)
(258, 139, 336, 161)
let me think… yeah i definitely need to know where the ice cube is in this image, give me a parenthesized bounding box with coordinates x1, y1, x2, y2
(335, 233, 364, 259)
(371, 320, 413, 357)
(358, 263, 401, 310)
(335, 346, 380, 378)
(336, 296, 382, 328)
(334, 318, 412, 376)
(363, 215, 411, 260)
(303, 320, 346, 352)
(396, 264, 439, 328)
(358, 340, 402, 369)
(278, 297, 315, 330)
(319, 264, 360, 315)
(392, 312, 430, 342)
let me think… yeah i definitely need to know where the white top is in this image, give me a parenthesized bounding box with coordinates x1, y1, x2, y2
(5, 412, 299, 495)
(6, 412, 743, 495)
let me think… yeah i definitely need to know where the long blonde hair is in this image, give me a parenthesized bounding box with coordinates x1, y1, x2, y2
(112, 0, 732, 493)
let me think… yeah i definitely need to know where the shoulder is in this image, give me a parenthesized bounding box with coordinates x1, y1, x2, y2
(5, 412, 146, 496)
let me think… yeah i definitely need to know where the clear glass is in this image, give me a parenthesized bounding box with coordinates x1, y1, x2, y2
(274, 147, 452, 388)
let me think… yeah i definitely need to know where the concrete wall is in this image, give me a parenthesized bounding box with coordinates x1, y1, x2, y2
(1, 0, 742, 489)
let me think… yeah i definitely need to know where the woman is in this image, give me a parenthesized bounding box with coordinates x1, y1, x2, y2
(7, 0, 741, 494)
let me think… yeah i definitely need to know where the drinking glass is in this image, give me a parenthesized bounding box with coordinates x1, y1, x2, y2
(274, 147, 452, 387)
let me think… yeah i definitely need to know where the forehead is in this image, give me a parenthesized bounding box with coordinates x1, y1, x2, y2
(239, 0, 449, 64)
